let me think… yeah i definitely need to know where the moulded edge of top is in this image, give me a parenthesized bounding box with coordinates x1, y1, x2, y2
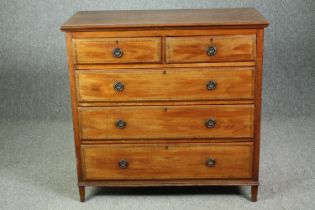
(60, 8, 269, 31)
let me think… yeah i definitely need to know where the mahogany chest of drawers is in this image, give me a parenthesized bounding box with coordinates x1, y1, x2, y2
(61, 8, 268, 202)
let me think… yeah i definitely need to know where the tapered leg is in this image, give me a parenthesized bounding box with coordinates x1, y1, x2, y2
(251, 186, 258, 202)
(79, 186, 85, 202)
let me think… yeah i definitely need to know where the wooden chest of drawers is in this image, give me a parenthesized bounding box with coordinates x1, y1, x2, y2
(61, 8, 268, 202)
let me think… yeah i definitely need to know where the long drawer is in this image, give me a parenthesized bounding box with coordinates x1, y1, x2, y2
(76, 68, 254, 102)
(78, 105, 254, 140)
(73, 37, 162, 64)
(166, 35, 256, 63)
(81, 142, 253, 180)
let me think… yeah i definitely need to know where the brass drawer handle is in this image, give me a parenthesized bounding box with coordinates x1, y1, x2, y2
(205, 118, 216, 128)
(113, 82, 124, 92)
(205, 157, 216, 167)
(206, 46, 217, 56)
(116, 119, 127, 129)
(118, 159, 128, 169)
(112, 47, 123, 58)
(206, 80, 216, 90)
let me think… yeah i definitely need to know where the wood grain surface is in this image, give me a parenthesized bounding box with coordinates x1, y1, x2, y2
(166, 35, 256, 63)
(76, 68, 254, 102)
(78, 105, 254, 140)
(81, 142, 253, 180)
(73, 37, 161, 64)
(71, 29, 257, 39)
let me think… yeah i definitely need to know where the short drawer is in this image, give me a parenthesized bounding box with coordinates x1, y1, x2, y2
(81, 142, 253, 180)
(76, 68, 254, 102)
(78, 105, 254, 140)
(166, 35, 256, 63)
(73, 37, 162, 64)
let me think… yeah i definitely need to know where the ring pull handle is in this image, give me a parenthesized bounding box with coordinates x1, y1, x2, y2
(112, 47, 123, 58)
(116, 119, 127, 129)
(205, 157, 216, 167)
(206, 46, 217, 56)
(118, 159, 128, 169)
(206, 80, 217, 91)
(205, 118, 216, 128)
(113, 82, 124, 92)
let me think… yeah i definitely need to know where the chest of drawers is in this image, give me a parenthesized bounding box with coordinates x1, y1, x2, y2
(61, 8, 268, 202)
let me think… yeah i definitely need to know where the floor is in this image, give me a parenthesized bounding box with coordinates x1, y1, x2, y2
(0, 117, 314, 210)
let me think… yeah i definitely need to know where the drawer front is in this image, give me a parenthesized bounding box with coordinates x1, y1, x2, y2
(166, 35, 256, 63)
(78, 105, 254, 140)
(81, 142, 253, 180)
(73, 37, 162, 64)
(76, 68, 254, 102)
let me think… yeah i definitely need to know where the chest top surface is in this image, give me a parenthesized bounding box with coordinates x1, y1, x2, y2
(60, 8, 269, 31)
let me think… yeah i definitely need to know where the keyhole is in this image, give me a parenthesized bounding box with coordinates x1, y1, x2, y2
(164, 107, 168, 112)
(116, 40, 119, 44)
(165, 146, 168, 150)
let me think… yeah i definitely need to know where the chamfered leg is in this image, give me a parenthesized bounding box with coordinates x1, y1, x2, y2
(79, 186, 85, 202)
(251, 186, 258, 202)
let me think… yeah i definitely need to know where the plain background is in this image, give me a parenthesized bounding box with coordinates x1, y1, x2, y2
(0, 0, 314, 209)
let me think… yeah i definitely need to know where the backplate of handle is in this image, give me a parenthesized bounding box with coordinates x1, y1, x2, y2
(112, 47, 123, 58)
(205, 118, 216, 128)
(116, 119, 127, 129)
(206, 46, 216, 56)
(206, 80, 217, 90)
(113, 82, 124, 92)
(205, 157, 216, 167)
(118, 159, 128, 169)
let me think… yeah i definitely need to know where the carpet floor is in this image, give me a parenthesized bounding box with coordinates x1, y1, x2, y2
(0, 117, 314, 210)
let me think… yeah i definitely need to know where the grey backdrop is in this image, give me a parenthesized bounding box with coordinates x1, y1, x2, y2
(0, 1, 315, 209)
(0, 0, 314, 122)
